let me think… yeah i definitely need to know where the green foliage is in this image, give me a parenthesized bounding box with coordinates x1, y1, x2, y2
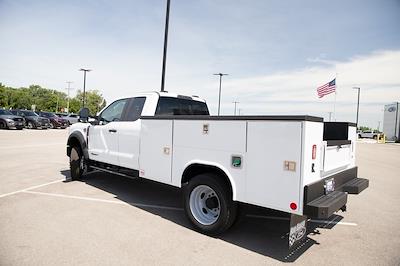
(358, 126, 371, 132)
(0, 83, 106, 114)
(74, 89, 107, 115)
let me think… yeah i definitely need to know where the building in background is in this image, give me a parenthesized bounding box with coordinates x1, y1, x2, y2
(383, 102, 400, 141)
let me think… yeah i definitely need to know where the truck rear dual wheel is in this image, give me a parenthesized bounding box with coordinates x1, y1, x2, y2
(183, 173, 237, 235)
(69, 146, 84, 180)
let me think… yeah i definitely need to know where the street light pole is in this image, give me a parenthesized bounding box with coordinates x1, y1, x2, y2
(353, 87, 360, 126)
(213, 73, 228, 115)
(65, 81, 73, 113)
(160, 0, 171, 92)
(233, 100, 239, 116)
(79, 68, 91, 108)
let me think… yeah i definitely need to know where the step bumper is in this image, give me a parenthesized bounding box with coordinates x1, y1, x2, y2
(303, 167, 369, 219)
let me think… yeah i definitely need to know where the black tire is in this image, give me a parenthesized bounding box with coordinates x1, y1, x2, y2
(27, 121, 35, 129)
(49, 122, 55, 129)
(69, 145, 84, 180)
(0, 120, 8, 129)
(358, 134, 362, 138)
(373, 135, 377, 140)
(183, 173, 237, 236)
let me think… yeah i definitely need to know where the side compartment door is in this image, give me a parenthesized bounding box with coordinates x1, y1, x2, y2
(88, 99, 128, 166)
(139, 119, 173, 184)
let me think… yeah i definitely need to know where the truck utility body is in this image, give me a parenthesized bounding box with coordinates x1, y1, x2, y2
(67, 92, 368, 247)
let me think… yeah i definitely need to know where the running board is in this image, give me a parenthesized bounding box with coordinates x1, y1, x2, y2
(90, 165, 139, 179)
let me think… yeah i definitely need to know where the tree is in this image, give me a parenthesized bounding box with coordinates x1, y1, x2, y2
(0, 83, 8, 108)
(0, 83, 105, 114)
(74, 90, 107, 115)
(358, 126, 371, 132)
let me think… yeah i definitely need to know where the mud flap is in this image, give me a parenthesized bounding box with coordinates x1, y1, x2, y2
(289, 214, 307, 249)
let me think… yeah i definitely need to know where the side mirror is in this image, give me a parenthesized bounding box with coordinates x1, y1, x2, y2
(90, 115, 100, 125)
(78, 108, 90, 122)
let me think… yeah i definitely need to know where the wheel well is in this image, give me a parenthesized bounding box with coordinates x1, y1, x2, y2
(67, 136, 81, 157)
(182, 164, 233, 198)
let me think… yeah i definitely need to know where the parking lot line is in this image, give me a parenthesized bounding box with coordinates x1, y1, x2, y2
(1, 142, 66, 150)
(0, 179, 64, 198)
(1, 181, 358, 227)
(246, 214, 357, 226)
(22, 190, 184, 211)
(309, 219, 357, 226)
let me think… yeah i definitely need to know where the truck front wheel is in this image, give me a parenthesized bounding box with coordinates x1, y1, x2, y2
(69, 145, 84, 180)
(183, 173, 237, 235)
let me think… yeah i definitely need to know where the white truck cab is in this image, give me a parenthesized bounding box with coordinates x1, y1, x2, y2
(67, 91, 369, 248)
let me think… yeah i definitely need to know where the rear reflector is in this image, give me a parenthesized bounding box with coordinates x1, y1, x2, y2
(290, 202, 297, 210)
(312, 144, 317, 160)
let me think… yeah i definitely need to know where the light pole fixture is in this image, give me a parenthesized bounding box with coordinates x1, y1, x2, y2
(232, 100, 239, 116)
(213, 73, 228, 115)
(353, 87, 360, 126)
(160, 0, 171, 92)
(65, 81, 74, 113)
(79, 68, 91, 108)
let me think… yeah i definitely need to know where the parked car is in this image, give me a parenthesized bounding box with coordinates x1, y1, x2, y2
(56, 113, 79, 125)
(36, 111, 68, 129)
(10, 109, 50, 129)
(0, 109, 25, 130)
(358, 130, 380, 139)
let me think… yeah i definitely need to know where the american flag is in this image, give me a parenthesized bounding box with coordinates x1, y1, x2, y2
(317, 78, 336, 98)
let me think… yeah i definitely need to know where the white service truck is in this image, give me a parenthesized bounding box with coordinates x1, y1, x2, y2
(67, 92, 369, 248)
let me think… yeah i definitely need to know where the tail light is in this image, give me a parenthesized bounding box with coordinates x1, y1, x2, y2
(312, 144, 317, 160)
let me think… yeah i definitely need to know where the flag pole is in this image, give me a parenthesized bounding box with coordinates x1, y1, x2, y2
(333, 73, 337, 121)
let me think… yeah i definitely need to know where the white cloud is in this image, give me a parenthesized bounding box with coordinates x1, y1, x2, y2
(188, 50, 400, 129)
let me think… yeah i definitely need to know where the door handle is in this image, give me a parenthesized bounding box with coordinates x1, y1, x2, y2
(109, 129, 117, 133)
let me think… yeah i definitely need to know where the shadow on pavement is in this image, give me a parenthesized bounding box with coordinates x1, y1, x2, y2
(60, 170, 343, 262)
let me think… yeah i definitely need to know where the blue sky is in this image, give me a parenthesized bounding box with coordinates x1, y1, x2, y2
(1, 0, 399, 128)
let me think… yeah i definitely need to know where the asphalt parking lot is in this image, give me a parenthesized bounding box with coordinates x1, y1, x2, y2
(0, 129, 399, 265)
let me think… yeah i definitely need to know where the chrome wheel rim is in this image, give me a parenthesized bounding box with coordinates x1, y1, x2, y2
(27, 122, 33, 129)
(189, 185, 220, 225)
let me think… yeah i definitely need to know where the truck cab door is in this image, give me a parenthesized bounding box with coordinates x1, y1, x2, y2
(117, 97, 146, 170)
(88, 99, 128, 166)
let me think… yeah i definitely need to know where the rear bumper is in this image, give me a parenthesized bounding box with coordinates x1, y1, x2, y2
(303, 167, 369, 219)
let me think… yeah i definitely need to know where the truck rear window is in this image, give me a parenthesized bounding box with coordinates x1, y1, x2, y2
(155, 97, 209, 116)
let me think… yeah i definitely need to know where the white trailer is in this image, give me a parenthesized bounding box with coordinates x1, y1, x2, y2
(67, 92, 369, 248)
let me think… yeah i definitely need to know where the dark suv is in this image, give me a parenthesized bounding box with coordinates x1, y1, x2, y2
(0, 109, 25, 129)
(35, 111, 68, 129)
(10, 109, 50, 129)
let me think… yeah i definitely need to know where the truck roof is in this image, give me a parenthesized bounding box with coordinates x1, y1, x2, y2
(145, 91, 207, 103)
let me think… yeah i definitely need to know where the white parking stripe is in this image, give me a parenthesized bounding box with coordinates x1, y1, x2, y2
(0, 179, 64, 198)
(246, 214, 357, 226)
(0, 182, 358, 226)
(246, 214, 289, 221)
(23, 190, 184, 211)
(1, 142, 66, 150)
(309, 219, 358, 226)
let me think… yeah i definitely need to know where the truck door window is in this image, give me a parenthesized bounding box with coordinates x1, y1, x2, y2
(100, 99, 128, 123)
(123, 97, 146, 121)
